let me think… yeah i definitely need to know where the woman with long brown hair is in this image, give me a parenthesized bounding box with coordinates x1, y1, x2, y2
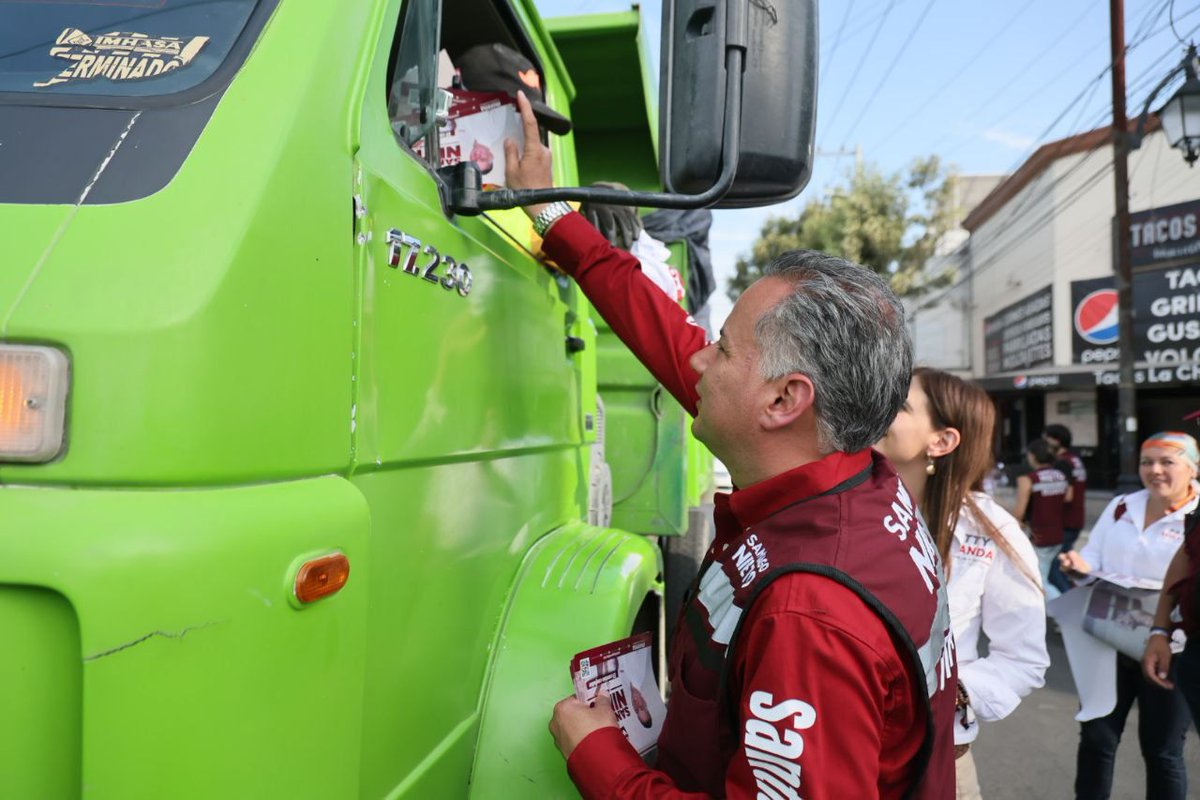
(877, 367, 1049, 799)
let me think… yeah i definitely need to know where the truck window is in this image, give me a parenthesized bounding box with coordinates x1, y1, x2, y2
(387, 0, 549, 164)
(0, 0, 260, 100)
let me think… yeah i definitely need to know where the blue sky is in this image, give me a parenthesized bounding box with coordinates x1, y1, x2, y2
(534, 0, 1200, 327)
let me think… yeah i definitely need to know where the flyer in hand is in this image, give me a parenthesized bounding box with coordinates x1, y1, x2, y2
(570, 633, 665, 756)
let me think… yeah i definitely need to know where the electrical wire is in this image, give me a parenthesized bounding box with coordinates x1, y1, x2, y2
(909, 11, 1200, 312)
(838, 0, 942, 151)
(820, 0, 899, 138)
(937, 0, 1188, 161)
(866, 0, 1042, 152)
(1170, 0, 1191, 44)
(822, 0, 858, 80)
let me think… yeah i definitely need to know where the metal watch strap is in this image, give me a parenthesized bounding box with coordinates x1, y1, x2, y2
(533, 201, 572, 236)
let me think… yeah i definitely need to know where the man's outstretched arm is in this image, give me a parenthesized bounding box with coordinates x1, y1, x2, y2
(505, 92, 705, 413)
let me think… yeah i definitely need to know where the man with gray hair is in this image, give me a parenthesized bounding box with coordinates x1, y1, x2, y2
(506, 93, 956, 799)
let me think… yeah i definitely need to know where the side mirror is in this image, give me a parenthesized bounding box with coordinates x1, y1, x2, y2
(660, 0, 817, 208)
(455, 0, 815, 215)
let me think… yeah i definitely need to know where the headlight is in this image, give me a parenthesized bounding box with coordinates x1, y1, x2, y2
(0, 344, 69, 463)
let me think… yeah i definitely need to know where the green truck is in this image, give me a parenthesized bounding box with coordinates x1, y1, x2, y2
(0, 1, 813, 797)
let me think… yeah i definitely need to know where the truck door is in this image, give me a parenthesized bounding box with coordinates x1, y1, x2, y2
(350, 0, 592, 795)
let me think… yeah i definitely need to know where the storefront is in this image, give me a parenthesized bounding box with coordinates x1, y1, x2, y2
(976, 201, 1200, 488)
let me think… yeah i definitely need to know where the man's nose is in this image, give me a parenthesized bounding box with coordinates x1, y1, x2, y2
(689, 343, 714, 373)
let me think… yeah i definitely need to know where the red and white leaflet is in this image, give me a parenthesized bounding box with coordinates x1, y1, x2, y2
(409, 90, 523, 188)
(570, 632, 665, 756)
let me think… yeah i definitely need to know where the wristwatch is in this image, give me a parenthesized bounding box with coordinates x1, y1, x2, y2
(533, 201, 573, 237)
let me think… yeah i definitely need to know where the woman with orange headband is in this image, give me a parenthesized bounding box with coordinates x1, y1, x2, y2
(1142, 428, 1200, 737)
(1059, 431, 1198, 800)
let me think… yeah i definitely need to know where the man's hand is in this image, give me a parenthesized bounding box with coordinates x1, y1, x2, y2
(504, 91, 554, 221)
(549, 693, 619, 760)
(1143, 634, 1176, 689)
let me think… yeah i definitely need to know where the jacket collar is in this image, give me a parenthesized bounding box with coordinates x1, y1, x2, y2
(714, 448, 874, 530)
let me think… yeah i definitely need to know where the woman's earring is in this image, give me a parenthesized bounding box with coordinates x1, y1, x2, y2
(925, 456, 936, 476)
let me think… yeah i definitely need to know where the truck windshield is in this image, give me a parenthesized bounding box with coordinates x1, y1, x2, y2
(0, 0, 259, 99)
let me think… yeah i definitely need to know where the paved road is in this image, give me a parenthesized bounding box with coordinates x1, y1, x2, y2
(972, 488, 1200, 798)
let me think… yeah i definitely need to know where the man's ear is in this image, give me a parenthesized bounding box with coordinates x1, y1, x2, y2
(927, 427, 961, 459)
(761, 372, 815, 430)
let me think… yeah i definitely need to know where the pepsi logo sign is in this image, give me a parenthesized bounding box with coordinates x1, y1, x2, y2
(1013, 375, 1028, 389)
(1074, 289, 1119, 345)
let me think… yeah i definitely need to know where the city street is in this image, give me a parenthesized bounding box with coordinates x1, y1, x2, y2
(974, 488, 1200, 798)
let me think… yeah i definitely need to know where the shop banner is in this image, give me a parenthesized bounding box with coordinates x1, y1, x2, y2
(984, 286, 1053, 375)
(1071, 264, 1200, 365)
(1129, 199, 1200, 267)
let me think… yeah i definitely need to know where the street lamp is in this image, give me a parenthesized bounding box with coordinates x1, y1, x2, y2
(1134, 44, 1200, 165)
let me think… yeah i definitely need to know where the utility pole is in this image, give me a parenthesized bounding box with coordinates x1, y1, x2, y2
(1110, 0, 1140, 491)
(815, 145, 863, 171)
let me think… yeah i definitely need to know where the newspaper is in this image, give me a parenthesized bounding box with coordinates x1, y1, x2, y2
(570, 633, 665, 756)
(1050, 574, 1186, 720)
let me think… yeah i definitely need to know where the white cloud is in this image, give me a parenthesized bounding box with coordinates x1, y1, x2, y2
(981, 128, 1035, 150)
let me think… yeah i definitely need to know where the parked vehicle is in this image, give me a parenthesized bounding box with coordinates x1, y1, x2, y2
(0, 1, 814, 796)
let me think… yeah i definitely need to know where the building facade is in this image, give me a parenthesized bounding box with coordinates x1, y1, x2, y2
(910, 125, 1200, 487)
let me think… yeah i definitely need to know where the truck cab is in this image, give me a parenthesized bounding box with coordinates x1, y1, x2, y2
(0, 1, 814, 796)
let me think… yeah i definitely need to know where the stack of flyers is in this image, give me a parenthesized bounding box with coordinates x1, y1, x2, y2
(408, 89, 523, 188)
(570, 632, 666, 756)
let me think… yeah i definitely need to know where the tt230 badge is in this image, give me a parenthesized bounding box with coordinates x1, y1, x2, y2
(385, 229, 473, 297)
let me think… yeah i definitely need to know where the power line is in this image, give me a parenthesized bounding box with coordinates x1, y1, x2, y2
(963, 32, 1191, 243)
(914, 155, 1117, 309)
(912, 10, 1200, 310)
(821, 0, 899, 138)
(839, 0, 942, 151)
(867, 0, 1042, 152)
(821, 0, 858, 80)
(927, 2, 1099, 156)
(937, 1, 1188, 161)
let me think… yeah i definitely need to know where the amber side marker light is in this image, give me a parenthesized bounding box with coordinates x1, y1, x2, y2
(0, 344, 69, 463)
(294, 553, 350, 604)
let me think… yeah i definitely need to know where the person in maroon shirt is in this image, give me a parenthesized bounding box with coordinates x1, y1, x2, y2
(1013, 438, 1071, 596)
(503, 92, 956, 799)
(1044, 424, 1087, 593)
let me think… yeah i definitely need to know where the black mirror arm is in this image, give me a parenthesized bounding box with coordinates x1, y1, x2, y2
(462, 46, 746, 214)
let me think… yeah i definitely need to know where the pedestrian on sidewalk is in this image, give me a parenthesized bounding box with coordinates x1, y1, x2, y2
(1139, 429, 1200, 732)
(1059, 431, 1198, 800)
(877, 367, 1049, 800)
(1013, 439, 1071, 599)
(1044, 424, 1088, 593)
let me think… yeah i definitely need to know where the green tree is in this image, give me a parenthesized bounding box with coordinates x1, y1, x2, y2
(727, 156, 959, 300)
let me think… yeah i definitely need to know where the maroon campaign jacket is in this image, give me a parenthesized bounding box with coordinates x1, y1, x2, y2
(1026, 467, 1068, 547)
(544, 213, 957, 799)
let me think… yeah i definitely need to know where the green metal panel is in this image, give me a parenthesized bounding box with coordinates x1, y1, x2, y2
(0, 587, 81, 800)
(469, 522, 661, 798)
(599, 240, 697, 537)
(0, 477, 371, 798)
(0, 1, 679, 797)
(0, 1, 370, 487)
(547, 11, 659, 191)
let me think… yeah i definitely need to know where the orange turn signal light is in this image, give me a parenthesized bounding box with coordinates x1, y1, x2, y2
(294, 553, 350, 604)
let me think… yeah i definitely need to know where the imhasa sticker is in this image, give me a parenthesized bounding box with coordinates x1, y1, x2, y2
(34, 28, 210, 88)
